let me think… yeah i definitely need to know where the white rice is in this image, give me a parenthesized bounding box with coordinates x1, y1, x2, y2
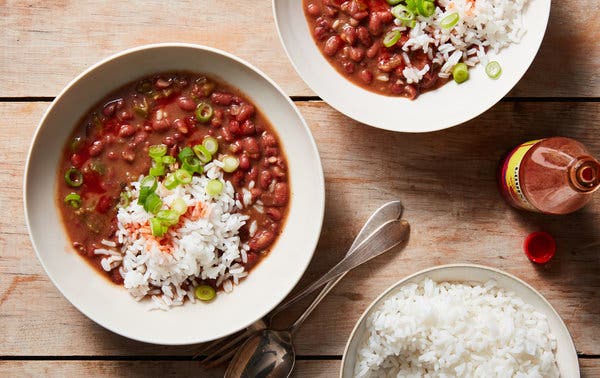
(354, 278, 559, 378)
(95, 161, 249, 310)
(396, 0, 527, 83)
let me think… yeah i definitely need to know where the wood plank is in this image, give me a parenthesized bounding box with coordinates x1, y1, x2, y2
(1, 101, 600, 356)
(0, 360, 339, 377)
(1, 0, 599, 98)
(1, 359, 599, 377)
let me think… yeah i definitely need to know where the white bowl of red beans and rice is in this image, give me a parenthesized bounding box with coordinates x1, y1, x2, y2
(23, 43, 325, 344)
(273, 0, 551, 132)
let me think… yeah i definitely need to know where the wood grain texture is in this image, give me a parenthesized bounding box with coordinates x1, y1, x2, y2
(1, 101, 599, 358)
(1, 359, 599, 377)
(1, 0, 599, 98)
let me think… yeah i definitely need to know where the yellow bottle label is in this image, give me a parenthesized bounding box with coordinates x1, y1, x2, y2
(500, 139, 542, 212)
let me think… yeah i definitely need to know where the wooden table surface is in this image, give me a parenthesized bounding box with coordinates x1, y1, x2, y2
(1, 1, 599, 376)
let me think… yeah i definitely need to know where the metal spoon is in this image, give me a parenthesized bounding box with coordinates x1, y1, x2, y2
(224, 218, 410, 378)
(197, 201, 403, 365)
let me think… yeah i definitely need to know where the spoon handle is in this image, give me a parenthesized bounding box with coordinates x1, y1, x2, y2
(268, 201, 404, 320)
(289, 219, 410, 332)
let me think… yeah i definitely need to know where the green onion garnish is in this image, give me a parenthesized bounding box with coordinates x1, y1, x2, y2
(150, 217, 166, 237)
(193, 144, 212, 164)
(202, 137, 219, 155)
(178, 146, 195, 161)
(172, 197, 188, 215)
(440, 12, 459, 29)
(195, 102, 213, 123)
(486, 61, 502, 79)
(387, 0, 403, 4)
(383, 30, 402, 48)
(149, 163, 165, 177)
(119, 190, 131, 207)
(417, 0, 435, 17)
(194, 285, 216, 301)
(452, 63, 469, 84)
(138, 175, 158, 204)
(391, 4, 415, 23)
(182, 155, 203, 175)
(206, 179, 224, 197)
(156, 209, 180, 226)
(64, 193, 81, 209)
(175, 169, 192, 185)
(164, 173, 179, 190)
(221, 155, 240, 173)
(144, 192, 163, 214)
(64, 168, 83, 187)
(162, 155, 176, 165)
(148, 144, 167, 160)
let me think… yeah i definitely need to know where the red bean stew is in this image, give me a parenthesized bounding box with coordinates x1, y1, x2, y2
(304, 0, 447, 98)
(57, 72, 289, 285)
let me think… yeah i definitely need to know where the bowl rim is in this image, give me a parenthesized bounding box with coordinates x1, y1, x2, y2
(272, 0, 551, 133)
(23, 42, 325, 345)
(339, 263, 579, 377)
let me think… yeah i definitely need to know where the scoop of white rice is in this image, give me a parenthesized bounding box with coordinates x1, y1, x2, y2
(95, 161, 250, 310)
(354, 278, 559, 377)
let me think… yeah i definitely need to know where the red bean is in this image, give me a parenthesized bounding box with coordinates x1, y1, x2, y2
(359, 69, 373, 84)
(107, 151, 117, 160)
(163, 136, 175, 147)
(229, 120, 242, 135)
(306, 2, 321, 17)
(117, 109, 134, 121)
(357, 26, 371, 46)
(250, 187, 262, 200)
(340, 25, 357, 46)
(173, 118, 189, 134)
(103, 133, 115, 144)
(378, 54, 404, 73)
(349, 46, 365, 62)
(118, 124, 136, 138)
(324, 35, 343, 56)
(237, 103, 255, 122)
(261, 133, 277, 148)
(230, 170, 244, 186)
(70, 153, 85, 168)
(419, 71, 438, 89)
(342, 60, 355, 74)
(102, 99, 122, 117)
(248, 230, 276, 252)
(391, 83, 418, 99)
(151, 109, 170, 132)
(211, 109, 223, 128)
(259, 170, 273, 190)
(173, 132, 184, 141)
(176, 96, 196, 111)
(121, 149, 135, 162)
(266, 208, 282, 221)
(240, 119, 256, 135)
(221, 125, 234, 142)
(324, 5, 338, 17)
(133, 131, 148, 144)
(262, 182, 288, 207)
(239, 154, 250, 170)
(154, 77, 172, 89)
(366, 43, 379, 58)
(89, 140, 104, 157)
(314, 26, 328, 41)
(210, 92, 234, 106)
(242, 137, 260, 158)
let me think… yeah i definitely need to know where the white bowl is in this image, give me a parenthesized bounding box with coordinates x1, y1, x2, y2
(273, 0, 551, 132)
(23, 43, 325, 345)
(341, 264, 579, 377)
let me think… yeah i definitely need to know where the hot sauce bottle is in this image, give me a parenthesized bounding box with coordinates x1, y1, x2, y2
(499, 137, 600, 214)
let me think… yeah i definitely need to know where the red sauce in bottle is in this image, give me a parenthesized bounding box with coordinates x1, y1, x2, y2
(499, 137, 600, 214)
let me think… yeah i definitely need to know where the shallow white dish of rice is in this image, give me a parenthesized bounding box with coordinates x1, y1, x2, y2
(341, 264, 579, 377)
(274, 0, 551, 132)
(24, 44, 325, 345)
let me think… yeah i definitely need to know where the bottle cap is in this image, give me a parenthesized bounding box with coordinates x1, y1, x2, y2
(523, 231, 556, 264)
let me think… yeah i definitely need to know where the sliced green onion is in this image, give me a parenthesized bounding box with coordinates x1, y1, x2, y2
(403, 19, 417, 28)
(64, 168, 83, 187)
(391, 4, 414, 22)
(149, 163, 165, 177)
(172, 197, 188, 215)
(195, 102, 213, 123)
(162, 155, 176, 164)
(64, 193, 81, 209)
(119, 190, 131, 207)
(144, 192, 163, 214)
(182, 155, 203, 175)
(140, 175, 158, 192)
(148, 144, 167, 160)
(193, 144, 212, 164)
(202, 137, 219, 155)
(206, 179, 224, 197)
(383, 30, 402, 48)
(486, 61, 502, 79)
(405, 0, 417, 12)
(417, 0, 435, 17)
(178, 146, 195, 161)
(387, 0, 403, 4)
(194, 285, 216, 301)
(163, 173, 179, 190)
(71, 136, 83, 152)
(221, 155, 240, 173)
(150, 217, 166, 237)
(440, 12, 459, 29)
(452, 62, 469, 84)
(156, 209, 180, 226)
(175, 169, 192, 185)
